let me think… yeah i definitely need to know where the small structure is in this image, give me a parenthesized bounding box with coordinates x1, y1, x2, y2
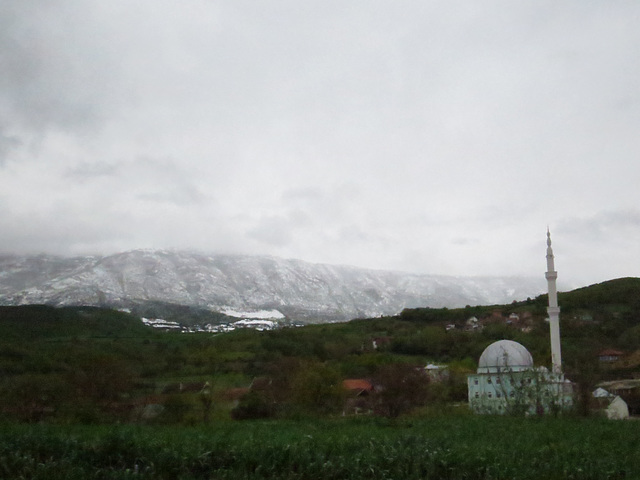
(598, 349, 625, 363)
(605, 396, 630, 419)
(597, 379, 640, 415)
(342, 379, 374, 415)
(507, 313, 519, 324)
(425, 363, 449, 382)
(592, 388, 629, 419)
(371, 337, 391, 350)
(465, 317, 479, 331)
(342, 379, 374, 396)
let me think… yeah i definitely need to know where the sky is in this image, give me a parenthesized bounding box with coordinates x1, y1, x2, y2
(1, 1, 639, 288)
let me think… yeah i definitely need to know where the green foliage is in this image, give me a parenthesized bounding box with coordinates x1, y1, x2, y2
(231, 391, 275, 420)
(2, 276, 640, 424)
(290, 361, 344, 415)
(1, 417, 639, 479)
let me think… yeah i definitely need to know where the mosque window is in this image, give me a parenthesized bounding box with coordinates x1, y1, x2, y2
(496, 392, 501, 398)
(475, 392, 479, 398)
(487, 378, 492, 384)
(474, 379, 478, 385)
(496, 377, 501, 384)
(487, 392, 492, 398)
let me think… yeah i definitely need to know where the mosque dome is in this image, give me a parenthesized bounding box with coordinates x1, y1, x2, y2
(478, 340, 534, 372)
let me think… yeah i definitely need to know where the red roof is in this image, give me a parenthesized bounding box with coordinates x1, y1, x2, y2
(599, 349, 624, 357)
(342, 379, 373, 392)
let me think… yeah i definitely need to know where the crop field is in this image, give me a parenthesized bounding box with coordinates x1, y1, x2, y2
(0, 415, 638, 479)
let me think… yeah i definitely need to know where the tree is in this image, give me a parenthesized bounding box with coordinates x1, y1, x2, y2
(372, 364, 429, 418)
(290, 361, 344, 415)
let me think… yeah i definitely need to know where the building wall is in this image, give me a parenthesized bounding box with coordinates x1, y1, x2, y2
(468, 369, 573, 415)
(606, 396, 629, 420)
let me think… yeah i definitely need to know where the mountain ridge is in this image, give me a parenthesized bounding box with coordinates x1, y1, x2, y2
(0, 250, 547, 323)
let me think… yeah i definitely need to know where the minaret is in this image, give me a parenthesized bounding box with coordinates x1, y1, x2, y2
(545, 228, 562, 374)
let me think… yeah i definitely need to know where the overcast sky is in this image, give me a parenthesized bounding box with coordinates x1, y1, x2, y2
(1, 1, 639, 287)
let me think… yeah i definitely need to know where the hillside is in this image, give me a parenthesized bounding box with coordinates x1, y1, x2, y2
(0, 251, 545, 323)
(1, 277, 639, 424)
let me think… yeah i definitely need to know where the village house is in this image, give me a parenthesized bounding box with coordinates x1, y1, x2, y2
(592, 387, 630, 419)
(342, 379, 374, 415)
(598, 349, 625, 363)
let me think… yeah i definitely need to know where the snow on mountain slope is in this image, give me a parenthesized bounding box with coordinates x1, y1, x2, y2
(0, 251, 546, 322)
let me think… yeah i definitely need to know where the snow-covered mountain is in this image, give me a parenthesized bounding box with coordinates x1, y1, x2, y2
(0, 251, 546, 323)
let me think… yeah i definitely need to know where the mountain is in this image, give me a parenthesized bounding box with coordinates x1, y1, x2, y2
(0, 250, 546, 323)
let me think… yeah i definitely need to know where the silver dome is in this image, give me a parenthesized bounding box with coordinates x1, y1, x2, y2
(478, 340, 533, 372)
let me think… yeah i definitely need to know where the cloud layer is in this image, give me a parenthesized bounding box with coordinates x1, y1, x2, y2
(1, 1, 639, 287)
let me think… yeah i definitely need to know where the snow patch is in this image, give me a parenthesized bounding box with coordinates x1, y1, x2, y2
(141, 317, 181, 329)
(218, 306, 285, 320)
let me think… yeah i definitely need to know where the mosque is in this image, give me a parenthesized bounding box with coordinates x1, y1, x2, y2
(467, 230, 574, 414)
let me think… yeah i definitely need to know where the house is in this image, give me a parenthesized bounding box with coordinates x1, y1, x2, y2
(342, 379, 374, 396)
(605, 396, 630, 419)
(598, 349, 625, 363)
(506, 313, 519, 324)
(371, 337, 391, 350)
(342, 379, 374, 415)
(425, 364, 449, 382)
(464, 317, 481, 332)
(592, 388, 629, 419)
(597, 379, 640, 415)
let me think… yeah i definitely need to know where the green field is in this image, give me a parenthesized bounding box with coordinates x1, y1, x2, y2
(1, 416, 638, 479)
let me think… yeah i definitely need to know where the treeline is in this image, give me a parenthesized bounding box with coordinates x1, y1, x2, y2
(1, 277, 639, 424)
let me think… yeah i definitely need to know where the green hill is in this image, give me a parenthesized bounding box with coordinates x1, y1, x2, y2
(0, 277, 639, 424)
(0, 305, 153, 340)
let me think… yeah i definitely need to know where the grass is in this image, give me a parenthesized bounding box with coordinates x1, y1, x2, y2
(0, 415, 638, 479)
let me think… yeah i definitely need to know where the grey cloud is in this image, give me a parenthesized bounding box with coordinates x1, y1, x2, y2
(0, 128, 21, 165)
(66, 161, 120, 180)
(0, 1, 113, 134)
(135, 188, 205, 207)
(66, 157, 208, 206)
(246, 216, 295, 247)
(124, 158, 208, 207)
(561, 209, 640, 240)
(282, 187, 325, 202)
(451, 237, 480, 246)
(0, 1, 639, 285)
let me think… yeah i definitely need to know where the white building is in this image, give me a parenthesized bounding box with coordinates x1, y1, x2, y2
(467, 230, 574, 414)
(467, 339, 573, 414)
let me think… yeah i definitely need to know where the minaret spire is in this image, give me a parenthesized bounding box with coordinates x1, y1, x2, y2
(545, 229, 562, 373)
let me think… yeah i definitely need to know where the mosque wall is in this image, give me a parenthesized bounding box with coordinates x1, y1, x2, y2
(468, 368, 573, 415)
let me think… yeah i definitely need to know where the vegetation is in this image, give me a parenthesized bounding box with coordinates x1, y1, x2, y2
(1, 278, 640, 476)
(1, 278, 640, 424)
(0, 278, 640, 424)
(1, 416, 639, 479)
